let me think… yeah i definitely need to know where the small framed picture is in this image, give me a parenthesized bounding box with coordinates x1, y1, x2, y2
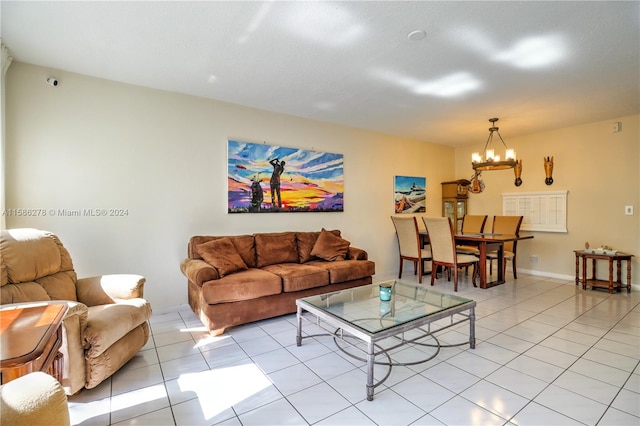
(394, 176, 426, 213)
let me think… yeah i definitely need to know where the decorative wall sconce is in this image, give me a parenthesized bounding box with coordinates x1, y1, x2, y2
(514, 160, 523, 186)
(544, 156, 554, 185)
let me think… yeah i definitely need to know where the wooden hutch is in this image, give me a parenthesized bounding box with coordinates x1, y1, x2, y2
(441, 179, 471, 232)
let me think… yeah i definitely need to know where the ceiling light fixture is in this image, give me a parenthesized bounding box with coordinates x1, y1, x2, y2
(471, 118, 517, 171)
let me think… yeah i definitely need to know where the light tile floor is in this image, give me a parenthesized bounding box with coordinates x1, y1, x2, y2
(68, 272, 640, 425)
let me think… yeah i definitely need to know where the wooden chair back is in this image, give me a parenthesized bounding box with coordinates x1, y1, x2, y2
(492, 216, 524, 252)
(461, 215, 488, 234)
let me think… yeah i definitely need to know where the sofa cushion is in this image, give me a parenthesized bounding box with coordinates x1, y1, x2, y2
(229, 235, 257, 269)
(201, 268, 282, 304)
(307, 259, 376, 284)
(262, 263, 329, 292)
(255, 232, 298, 267)
(310, 229, 350, 261)
(296, 231, 320, 263)
(196, 238, 248, 277)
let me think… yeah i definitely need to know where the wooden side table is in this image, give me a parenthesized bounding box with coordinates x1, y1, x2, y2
(574, 250, 633, 294)
(0, 303, 68, 384)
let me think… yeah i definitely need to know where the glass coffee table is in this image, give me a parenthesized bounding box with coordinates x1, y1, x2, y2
(296, 280, 476, 401)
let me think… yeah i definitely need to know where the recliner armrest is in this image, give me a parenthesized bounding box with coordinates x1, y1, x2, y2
(63, 300, 89, 331)
(181, 258, 219, 287)
(76, 274, 145, 306)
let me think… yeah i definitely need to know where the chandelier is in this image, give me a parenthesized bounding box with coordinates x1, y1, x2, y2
(471, 118, 517, 171)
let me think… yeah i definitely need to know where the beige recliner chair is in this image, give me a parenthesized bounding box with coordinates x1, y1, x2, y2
(0, 228, 152, 395)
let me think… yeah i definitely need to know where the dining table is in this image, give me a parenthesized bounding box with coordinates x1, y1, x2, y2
(419, 232, 534, 289)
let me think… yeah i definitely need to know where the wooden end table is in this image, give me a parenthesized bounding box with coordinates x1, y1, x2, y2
(574, 250, 633, 294)
(0, 303, 68, 384)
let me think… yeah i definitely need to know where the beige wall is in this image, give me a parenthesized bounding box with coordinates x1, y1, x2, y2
(455, 115, 640, 283)
(5, 62, 455, 308)
(5, 63, 638, 308)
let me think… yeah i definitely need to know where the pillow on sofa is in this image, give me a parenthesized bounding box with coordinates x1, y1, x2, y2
(196, 237, 248, 277)
(310, 228, 350, 261)
(297, 230, 341, 263)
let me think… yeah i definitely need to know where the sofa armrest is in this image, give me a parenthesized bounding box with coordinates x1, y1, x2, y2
(347, 246, 368, 260)
(181, 258, 219, 287)
(76, 274, 145, 306)
(1, 372, 70, 426)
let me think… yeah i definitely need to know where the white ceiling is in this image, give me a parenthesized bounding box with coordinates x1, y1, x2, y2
(1, 1, 639, 147)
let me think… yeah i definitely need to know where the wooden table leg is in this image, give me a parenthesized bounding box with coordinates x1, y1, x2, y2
(575, 253, 580, 286)
(626, 259, 632, 293)
(481, 242, 506, 288)
(478, 242, 487, 289)
(47, 351, 64, 384)
(616, 259, 622, 285)
(496, 243, 505, 284)
(582, 255, 587, 290)
(608, 258, 614, 294)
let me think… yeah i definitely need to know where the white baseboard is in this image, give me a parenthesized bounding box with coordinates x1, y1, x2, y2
(517, 268, 640, 291)
(516, 268, 574, 281)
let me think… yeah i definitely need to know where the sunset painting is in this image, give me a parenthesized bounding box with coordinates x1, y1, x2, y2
(228, 140, 344, 213)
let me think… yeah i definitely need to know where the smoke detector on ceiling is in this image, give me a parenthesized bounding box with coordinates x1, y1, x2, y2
(408, 30, 426, 41)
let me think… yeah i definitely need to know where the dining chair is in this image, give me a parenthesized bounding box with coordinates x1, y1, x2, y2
(422, 217, 478, 291)
(487, 215, 524, 279)
(391, 216, 432, 283)
(456, 214, 488, 256)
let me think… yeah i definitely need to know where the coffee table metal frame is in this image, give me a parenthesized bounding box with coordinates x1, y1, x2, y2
(296, 280, 476, 401)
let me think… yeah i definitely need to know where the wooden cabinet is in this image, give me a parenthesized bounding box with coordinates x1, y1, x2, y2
(441, 180, 470, 233)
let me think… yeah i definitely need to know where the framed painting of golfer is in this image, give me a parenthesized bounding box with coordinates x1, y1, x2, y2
(394, 175, 426, 213)
(227, 140, 344, 213)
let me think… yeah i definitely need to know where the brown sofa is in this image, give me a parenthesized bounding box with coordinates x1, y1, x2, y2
(0, 229, 152, 395)
(181, 229, 375, 335)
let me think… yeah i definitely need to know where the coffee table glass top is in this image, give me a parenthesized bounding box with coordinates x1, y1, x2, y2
(298, 280, 473, 334)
